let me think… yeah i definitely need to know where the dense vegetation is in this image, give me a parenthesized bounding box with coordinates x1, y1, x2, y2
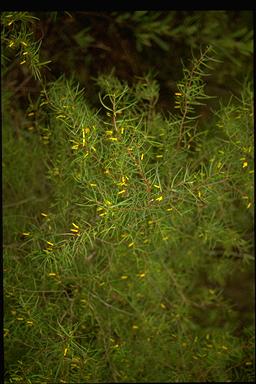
(2, 11, 254, 383)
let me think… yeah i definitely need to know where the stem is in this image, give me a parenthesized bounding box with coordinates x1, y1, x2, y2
(112, 96, 152, 194)
(177, 46, 211, 148)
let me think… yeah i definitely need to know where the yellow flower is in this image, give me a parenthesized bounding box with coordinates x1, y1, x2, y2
(117, 176, 128, 186)
(155, 195, 163, 202)
(82, 129, 86, 146)
(242, 161, 248, 168)
(21, 232, 30, 237)
(70, 228, 79, 233)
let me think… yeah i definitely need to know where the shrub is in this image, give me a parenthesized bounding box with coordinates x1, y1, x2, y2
(3, 11, 254, 383)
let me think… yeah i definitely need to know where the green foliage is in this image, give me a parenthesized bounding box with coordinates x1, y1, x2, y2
(3, 12, 254, 384)
(113, 11, 175, 52)
(1, 11, 51, 80)
(110, 11, 252, 87)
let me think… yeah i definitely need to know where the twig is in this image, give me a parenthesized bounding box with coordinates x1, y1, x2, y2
(4, 196, 47, 208)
